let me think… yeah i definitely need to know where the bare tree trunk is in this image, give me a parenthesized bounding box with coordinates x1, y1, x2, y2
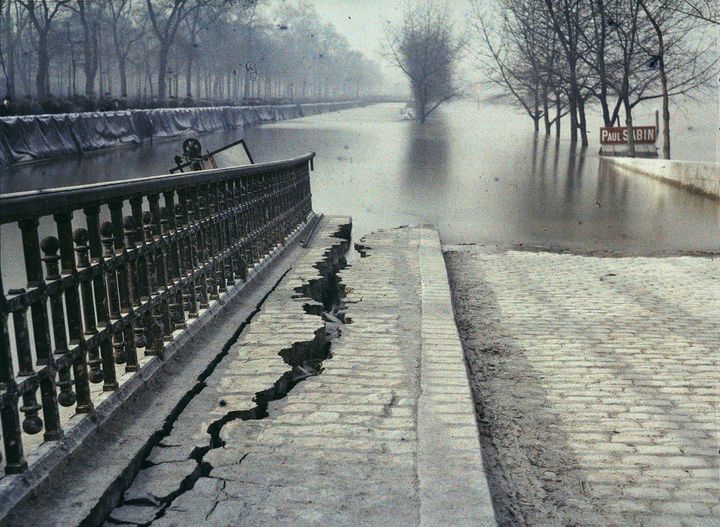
(623, 91, 636, 156)
(157, 42, 168, 101)
(71, 56, 77, 96)
(118, 55, 127, 96)
(577, 97, 588, 146)
(185, 58, 192, 97)
(639, 0, 670, 159)
(78, 2, 98, 98)
(658, 65, 670, 159)
(2, 1, 16, 98)
(543, 89, 551, 135)
(99, 46, 105, 95)
(555, 92, 561, 136)
(36, 32, 49, 99)
(568, 91, 577, 143)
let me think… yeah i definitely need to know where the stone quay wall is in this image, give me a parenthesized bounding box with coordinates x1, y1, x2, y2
(601, 157, 720, 199)
(0, 101, 367, 166)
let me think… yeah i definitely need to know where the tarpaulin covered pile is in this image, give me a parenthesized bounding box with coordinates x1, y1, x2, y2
(0, 101, 364, 166)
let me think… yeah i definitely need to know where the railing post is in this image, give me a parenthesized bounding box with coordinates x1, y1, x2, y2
(142, 211, 164, 357)
(19, 218, 63, 440)
(123, 216, 148, 360)
(173, 202, 190, 328)
(181, 191, 199, 319)
(11, 301, 43, 435)
(41, 236, 77, 407)
(73, 228, 104, 385)
(84, 206, 118, 392)
(227, 179, 243, 281)
(109, 201, 138, 373)
(158, 207, 173, 341)
(0, 275, 27, 474)
(192, 189, 209, 309)
(164, 190, 186, 332)
(54, 211, 93, 414)
(99, 222, 128, 366)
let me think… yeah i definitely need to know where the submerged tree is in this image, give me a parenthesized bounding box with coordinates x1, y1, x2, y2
(387, 2, 463, 123)
(473, 0, 717, 157)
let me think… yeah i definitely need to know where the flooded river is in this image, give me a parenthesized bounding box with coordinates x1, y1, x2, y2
(2, 102, 719, 290)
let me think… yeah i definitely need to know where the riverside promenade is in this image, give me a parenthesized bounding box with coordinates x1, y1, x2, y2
(2, 217, 497, 526)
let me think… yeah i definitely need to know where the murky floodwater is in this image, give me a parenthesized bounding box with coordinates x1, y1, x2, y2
(2, 102, 719, 291)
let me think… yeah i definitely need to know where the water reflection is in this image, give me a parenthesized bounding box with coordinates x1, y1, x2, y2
(1, 101, 718, 269)
(0, 130, 248, 194)
(402, 119, 449, 198)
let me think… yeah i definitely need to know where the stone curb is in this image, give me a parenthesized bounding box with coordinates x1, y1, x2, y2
(416, 227, 498, 526)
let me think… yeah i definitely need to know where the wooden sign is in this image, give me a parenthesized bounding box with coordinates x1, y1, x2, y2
(600, 126, 657, 145)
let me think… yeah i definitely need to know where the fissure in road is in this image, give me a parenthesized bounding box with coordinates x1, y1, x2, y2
(105, 229, 351, 526)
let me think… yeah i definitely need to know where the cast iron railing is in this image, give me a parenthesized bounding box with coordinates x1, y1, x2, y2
(0, 153, 314, 474)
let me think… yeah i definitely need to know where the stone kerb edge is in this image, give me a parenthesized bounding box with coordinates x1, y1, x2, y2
(417, 227, 498, 527)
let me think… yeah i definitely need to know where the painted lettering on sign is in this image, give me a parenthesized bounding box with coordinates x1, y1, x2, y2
(600, 126, 657, 145)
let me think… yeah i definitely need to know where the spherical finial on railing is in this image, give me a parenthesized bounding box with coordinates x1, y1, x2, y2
(40, 236, 60, 255)
(72, 227, 89, 245)
(123, 215, 135, 230)
(20, 401, 43, 435)
(57, 384, 76, 407)
(142, 211, 153, 225)
(100, 221, 114, 237)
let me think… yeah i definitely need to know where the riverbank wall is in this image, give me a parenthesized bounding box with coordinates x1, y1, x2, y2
(601, 157, 720, 199)
(0, 101, 367, 166)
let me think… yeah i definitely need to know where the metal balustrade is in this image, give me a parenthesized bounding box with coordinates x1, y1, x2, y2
(0, 153, 314, 474)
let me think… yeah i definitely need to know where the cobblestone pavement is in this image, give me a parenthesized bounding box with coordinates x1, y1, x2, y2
(101, 222, 494, 527)
(445, 249, 720, 527)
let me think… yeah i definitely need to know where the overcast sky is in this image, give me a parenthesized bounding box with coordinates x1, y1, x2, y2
(308, 1, 472, 91)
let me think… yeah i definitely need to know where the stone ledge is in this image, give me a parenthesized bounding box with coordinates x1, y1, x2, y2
(601, 157, 720, 199)
(417, 227, 497, 527)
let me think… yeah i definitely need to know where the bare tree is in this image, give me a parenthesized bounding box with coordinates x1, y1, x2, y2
(543, 0, 590, 145)
(671, 0, 719, 24)
(145, 0, 203, 102)
(470, 0, 568, 134)
(637, 0, 670, 157)
(107, 0, 145, 97)
(66, 0, 100, 98)
(0, 0, 30, 97)
(387, 2, 463, 123)
(16, 0, 69, 99)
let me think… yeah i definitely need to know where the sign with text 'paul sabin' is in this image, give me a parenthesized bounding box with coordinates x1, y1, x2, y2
(600, 126, 657, 145)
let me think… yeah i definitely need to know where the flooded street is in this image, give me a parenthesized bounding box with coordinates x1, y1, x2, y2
(245, 102, 718, 253)
(2, 102, 719, 290)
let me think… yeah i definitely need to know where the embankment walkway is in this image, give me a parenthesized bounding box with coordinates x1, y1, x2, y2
(4, 218, 496, 527)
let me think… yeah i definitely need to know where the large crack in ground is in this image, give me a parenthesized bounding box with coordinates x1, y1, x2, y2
(104, 228, 351, 527)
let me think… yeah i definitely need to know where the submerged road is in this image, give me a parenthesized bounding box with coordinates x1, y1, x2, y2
(1, 103, 718, 276)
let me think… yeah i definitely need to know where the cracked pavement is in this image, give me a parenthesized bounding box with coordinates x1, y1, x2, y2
(104, 223, 494, 526)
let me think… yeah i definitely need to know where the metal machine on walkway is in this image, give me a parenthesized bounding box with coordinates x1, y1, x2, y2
(170, 137, 255, 173)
